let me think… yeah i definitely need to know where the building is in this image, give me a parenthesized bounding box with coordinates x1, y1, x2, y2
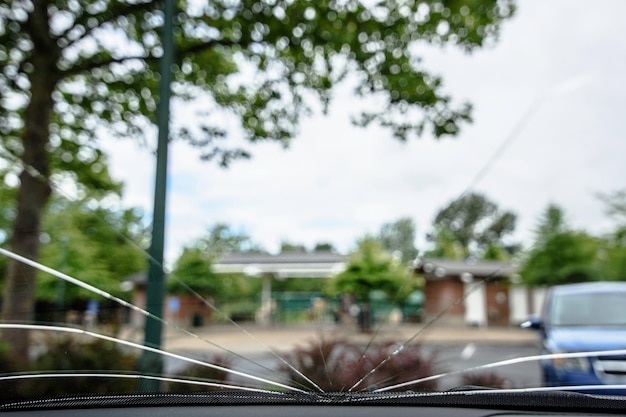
(414, 258, 546, 327)
(212, 251, 348, 323)
(122, 271, 214, 329)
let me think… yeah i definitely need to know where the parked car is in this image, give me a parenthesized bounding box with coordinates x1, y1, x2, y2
(523, 282, 626, 394)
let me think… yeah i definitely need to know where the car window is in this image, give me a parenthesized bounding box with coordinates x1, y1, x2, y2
(552, 292, 626, 327)
(1, 0, 626, 407)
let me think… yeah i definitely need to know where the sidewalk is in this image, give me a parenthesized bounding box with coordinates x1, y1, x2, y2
(161, 323, 539, 355)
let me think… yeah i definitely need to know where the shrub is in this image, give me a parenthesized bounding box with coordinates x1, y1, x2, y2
(166, 354, 234, 392)
(282, 337, 438, 392)
(0, 342, 15, 374)
(0, 335, 138, 402)
(0, 343, 20, 403)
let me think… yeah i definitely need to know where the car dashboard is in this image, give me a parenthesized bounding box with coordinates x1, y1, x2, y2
(1, 391, 626, 416)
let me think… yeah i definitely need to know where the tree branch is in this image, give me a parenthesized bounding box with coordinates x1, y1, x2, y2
(55, 0, 161, 49)
(61, 38, 251, 78)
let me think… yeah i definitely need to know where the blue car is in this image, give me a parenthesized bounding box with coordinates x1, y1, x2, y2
(525, 282, 626, 394)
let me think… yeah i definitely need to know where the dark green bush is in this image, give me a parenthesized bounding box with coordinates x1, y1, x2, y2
(0, 335, 138, 402)
(0, 342, 15, 374)
(166, 354, 234, 392)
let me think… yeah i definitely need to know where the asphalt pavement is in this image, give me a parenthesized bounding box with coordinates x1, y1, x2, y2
(152, 323, 542, 391)
(159, 322, 540, 355)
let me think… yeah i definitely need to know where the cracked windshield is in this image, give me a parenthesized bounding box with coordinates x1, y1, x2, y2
(1, 0, 625, 401)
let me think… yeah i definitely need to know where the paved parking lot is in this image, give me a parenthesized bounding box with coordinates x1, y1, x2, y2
(158, 323, 541, 391)
(160, 322, 538, 354)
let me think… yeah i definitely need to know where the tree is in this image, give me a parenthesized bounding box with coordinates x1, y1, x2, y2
(168, 224, 263, 301)
(0, 168, 19, 284)
(533, 204, 568, 246)
(1, 0, 515, 362)
(168, 247, 221, 296)
(426, 192, 517, 259)
(168, 246, 262, 305)
(193, 223, 263, 260)
(521, 231, 600, 286)
(596, 191, 626, 282)
(521, 205, 600, 286)
(424, 224, 466, 259)
(522, 202, 626, 286)
(280, 241, 308, 253)
(598, 190, 626, 229)
(598, 239, 626, 283)
(1, 150, 125, 359)
(36, 198, 149, 303)
(313, 242, 335, 252)
(330, 237, 409, 302)
(378, 217, 418, 263)
(329, 236, 414, 330)
(280, 241, 337, 253)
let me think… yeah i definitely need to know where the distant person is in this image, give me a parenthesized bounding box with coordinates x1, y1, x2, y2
(84, 299, 99, 330)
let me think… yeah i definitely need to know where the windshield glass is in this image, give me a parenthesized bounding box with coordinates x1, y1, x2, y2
(551, 292, 626, 327)
(1, 0, 626, 406)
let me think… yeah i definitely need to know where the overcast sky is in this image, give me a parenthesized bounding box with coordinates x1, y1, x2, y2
(101, 1, 626, 264)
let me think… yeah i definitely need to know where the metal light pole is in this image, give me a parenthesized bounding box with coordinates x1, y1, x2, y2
(138, 0, 175, 392)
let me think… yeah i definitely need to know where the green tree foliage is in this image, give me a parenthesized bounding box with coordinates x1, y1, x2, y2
(424, 224, 465, 259)
(597, 191, 626, 282)
(521, 205, 600, 286)
(0, 169, 18, 282)
(0, 169, 18, 242)
(278, 241, 336, 253)
(329, 237, 410, 302)
(168, 247, 221, 296)
(313, 242, 335, 252)
(1, 0, 515, 361)
(598, 190, 626, 229)
(533, 203, 568, 245)
(599, 240, 626, 283)
(193, 223, 263, 259)
(0, 160, 119, 288)
(36, 198, 148, 302)
(522, 202, 626, 286)
(521, 231, 600, 286)
(280, 241, 308, 253)
(426, 192, 517, 259)
(168, 224, 263, 300)
(482, 241, 508, 261)
(378, 217, 418, 263)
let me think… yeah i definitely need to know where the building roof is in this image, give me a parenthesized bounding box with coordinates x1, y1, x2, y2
(212, 251, 348, 278)
(217, 252, 347, 264)
(121, 271, 171, 287)
(414, 258, 518, 280)
(124, 271, 147, 284)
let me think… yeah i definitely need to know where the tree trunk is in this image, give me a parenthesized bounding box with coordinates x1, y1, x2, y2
(1, 0, 59, 364)
(2, 169, 52, 363)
